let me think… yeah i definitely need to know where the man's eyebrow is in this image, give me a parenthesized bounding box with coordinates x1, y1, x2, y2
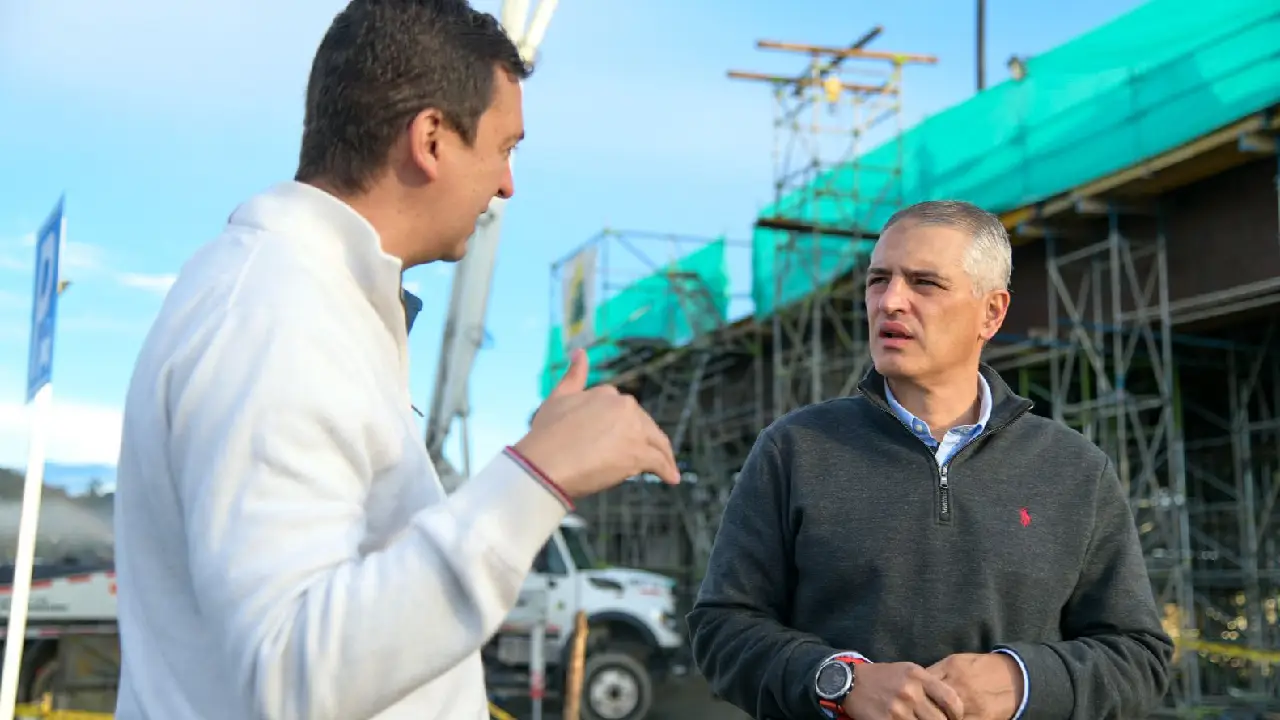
(507, 131, 525, 145)
(866, 266, 947, 281)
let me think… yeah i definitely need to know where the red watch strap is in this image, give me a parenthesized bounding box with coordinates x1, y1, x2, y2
(820, 655, 868, 719)
(819, 698, 852, 718)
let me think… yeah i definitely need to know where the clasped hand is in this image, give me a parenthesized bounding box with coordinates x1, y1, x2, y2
(840, 653, 1023, 720)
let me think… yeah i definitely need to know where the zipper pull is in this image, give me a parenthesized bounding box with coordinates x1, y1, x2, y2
(938, 464, 952, 523)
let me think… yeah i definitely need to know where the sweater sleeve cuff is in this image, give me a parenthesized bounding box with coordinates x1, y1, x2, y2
(995, 642, 1073, 720)
(992, 649, 1030, 719)
(504, 445, 574, 511)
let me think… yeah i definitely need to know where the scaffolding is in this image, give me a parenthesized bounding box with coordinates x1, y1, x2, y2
(1007, 204, 1204, 706)
(534, 4, 1280, 711)
(1180, 321, 1280, 704)
(729, 30, 936, 415)
(548, 30, 939, 605)
(985, 129, 1280, 711)
(543, 230, 759, 603)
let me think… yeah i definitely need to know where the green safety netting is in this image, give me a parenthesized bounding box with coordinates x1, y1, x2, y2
(540, 240, 731, 397)
(752, 0, 1280, 317)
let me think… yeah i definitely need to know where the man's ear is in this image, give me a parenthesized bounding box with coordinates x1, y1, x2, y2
(980, 289, 1010, 341)
(407, 108, 445, 182)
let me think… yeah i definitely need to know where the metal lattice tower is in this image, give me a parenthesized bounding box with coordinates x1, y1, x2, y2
(729, 31, 936, 417)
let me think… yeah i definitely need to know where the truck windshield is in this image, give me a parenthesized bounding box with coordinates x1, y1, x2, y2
(561, 525, 599, 570)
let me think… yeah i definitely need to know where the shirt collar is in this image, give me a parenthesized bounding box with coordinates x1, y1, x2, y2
(884, 374, 993, 442)
(402, 289, 423, 335)
(228, 181, 410, 339)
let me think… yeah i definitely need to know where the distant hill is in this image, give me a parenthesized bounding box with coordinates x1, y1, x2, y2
(0, 466, 114, 564)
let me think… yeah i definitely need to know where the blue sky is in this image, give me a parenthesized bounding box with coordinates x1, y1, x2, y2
(0, 0, 1143, 477)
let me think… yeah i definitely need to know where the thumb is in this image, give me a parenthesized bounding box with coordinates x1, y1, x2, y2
(548, 348, 589, 398)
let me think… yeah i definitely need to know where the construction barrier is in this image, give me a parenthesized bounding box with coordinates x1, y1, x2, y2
(488, 700, 518, 720)
(15, 694, 112, 720)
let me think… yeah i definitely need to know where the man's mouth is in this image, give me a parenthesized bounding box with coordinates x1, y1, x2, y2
(878, 323, 914, 340)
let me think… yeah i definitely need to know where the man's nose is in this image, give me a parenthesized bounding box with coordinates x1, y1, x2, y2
(496, 166, 514, 200)
(878, 277, 909, 313)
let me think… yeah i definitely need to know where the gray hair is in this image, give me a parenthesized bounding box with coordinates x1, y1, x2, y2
(881, 200, 1012, 295)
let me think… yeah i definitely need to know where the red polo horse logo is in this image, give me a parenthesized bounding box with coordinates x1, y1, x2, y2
(1019, 507, 1032, 527)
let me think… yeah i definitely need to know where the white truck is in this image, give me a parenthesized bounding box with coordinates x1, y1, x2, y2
(0, 557, 119, 712)
(485, 514, 687, 720)
(0, 516, 687, 718)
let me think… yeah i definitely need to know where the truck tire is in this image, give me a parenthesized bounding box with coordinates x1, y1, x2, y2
(25, 657, 57, 703)
(581, 650, 653, 720)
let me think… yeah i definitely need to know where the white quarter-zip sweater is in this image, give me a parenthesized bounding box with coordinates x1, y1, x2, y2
(112, 181, 569, 720)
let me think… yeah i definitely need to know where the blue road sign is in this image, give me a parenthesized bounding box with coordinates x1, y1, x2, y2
(26, 196, 65, 402)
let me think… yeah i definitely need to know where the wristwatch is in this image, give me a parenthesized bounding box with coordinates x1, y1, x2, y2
(814, 652, 868, 718)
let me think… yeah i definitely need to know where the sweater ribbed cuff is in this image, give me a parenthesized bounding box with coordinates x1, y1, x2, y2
(995, 642, 1073, 720)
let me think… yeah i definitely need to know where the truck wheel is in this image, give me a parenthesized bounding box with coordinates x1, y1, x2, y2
(581, 651, 653, 720)
(25, 658, 57, 703)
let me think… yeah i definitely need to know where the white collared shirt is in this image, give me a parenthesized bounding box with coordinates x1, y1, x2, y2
(883, 374, 993, 466)
(113, 181, 568, 719)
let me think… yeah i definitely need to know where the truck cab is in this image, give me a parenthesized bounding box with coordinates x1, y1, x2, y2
(488, 515, 687, 720)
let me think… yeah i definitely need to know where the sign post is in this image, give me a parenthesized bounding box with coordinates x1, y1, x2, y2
(0, 196, 65, 717)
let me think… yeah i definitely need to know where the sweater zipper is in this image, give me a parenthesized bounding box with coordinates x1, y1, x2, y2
(933, 405, 1034, 523)
(865, 393, 1034, 525)
(937, 465, 951, 522)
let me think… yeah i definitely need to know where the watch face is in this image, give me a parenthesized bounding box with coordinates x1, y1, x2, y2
(815, 661, 852, 699)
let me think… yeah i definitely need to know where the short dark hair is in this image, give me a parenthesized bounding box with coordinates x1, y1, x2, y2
(295, 0, 531, 195)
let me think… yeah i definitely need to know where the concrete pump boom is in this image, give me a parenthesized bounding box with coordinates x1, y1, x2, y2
(424, 0, 559, 491)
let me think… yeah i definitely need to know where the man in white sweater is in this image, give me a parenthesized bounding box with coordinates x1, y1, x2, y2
(110, 1, 680, 718)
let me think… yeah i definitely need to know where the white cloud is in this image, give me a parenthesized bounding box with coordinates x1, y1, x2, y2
(64, 242, 105, 272)
(7, 230, 176, 298)
(0, 400, 123, 470)
(116, 272, 177, 295)
(17, 236, 102, 273)
(14, 233, 103, 274)
(0, 233, 34, 273)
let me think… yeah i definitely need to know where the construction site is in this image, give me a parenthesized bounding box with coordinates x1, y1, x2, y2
(541, 0, 1280, 715)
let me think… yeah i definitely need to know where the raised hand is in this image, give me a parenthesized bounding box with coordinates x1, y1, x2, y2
(514, 349, 680, 498)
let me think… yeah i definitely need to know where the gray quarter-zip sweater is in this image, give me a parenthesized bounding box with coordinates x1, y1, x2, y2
(687, 365, 1172, 720)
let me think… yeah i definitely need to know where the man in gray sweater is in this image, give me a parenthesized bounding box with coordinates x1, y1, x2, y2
(687, 200, 1173, 720)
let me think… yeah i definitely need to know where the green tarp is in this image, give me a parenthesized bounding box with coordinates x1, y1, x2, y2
(752, 0, 1280, 316)
(539, 240, 731, 397)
